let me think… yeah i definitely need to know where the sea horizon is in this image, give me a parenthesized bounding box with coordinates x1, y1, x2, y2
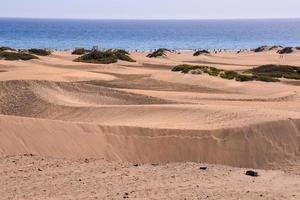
(1, 17, 300, 50)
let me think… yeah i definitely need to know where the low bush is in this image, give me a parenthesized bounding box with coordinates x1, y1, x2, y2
(248, 64, 300, 80)
(147, 48, 171, 58)
(277, 47, 293, 54)
(193, 50, 210, 56)
(172, 64, 282, 82)
(72, 48, 88, 55)
(253, 75, 280, 82)
(28, 48, 51, 56)
(220, 71, 239, 80)
(74, 49, 135, 64)
(207, 67, 222, 76)
(172, 64, 198, 72)
(0, 51, 38, 61)
(235, 75, 255, 82)
(109, 49, 136, 62)
(0, 47, 16, 52)
(252, 45, 268, 53)
(269, 45, 283, 50)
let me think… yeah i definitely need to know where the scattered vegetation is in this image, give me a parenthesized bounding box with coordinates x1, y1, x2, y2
(28, 48, 51, 56)
(220, 71, 239, 80)
(0, 47, 16, 52)
(193, 50, 210, 56)
(252, 45, 269, 53)
(0, 51, 38, 61)
(147, 48, 171, 58)
(252, 45, 284, 53)
(171, 64, 280, 82)
(235, 75, 255, 82)
(269, 45, 283, 50)
(277, 47, 293, 54)
(72, 48, 89, 55)
(74, 49, 135, 64)
(248, 64, 300, 80)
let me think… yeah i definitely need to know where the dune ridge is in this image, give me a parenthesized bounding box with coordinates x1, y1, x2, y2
(0, 51, 299, 171)
(0, 114, 299, 168)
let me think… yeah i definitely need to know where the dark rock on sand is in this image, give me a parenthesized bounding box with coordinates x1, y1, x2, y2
(245, 170, 258, 177)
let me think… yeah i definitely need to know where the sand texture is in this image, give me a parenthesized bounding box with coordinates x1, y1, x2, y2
(0, 50, 299, 199)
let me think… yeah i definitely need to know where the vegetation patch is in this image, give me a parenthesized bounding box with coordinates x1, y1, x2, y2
(277, 47, 293, 54)
(172, 64, 280, 82)
(220, 71, 239, 80)
(193, 50, 210, 56)
(252, 45, 269, 53)
(28, 48, 51, 56)
(248, 64, 300, 80)
(147, 48, 171, 58)
(74, 49, 135, 64)
(252, 45, 283, 53)
(0, 47, 16, 52)
(72, 48, 89, 55)
(0, 51, 38, 61)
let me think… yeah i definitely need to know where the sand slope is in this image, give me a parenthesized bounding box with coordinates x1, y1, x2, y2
(0, 114, 299, 168)
(0, 51, 299, 169)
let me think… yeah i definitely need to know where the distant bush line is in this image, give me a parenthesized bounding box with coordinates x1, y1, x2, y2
(27, 48, 51, 56)
(0, 51, 38, 61)
(171, 64, 300, 82)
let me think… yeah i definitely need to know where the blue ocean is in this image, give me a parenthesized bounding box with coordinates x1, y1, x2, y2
(0, 18, 300, 50)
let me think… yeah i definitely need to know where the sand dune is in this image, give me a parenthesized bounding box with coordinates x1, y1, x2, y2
(0, 115, 299, 169)
(0, 50, 299, 198)
(0, 51, 299, 166)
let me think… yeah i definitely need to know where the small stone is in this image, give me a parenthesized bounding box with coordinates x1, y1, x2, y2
(200, 167, 207, 170)
(246, 170, 258, 177)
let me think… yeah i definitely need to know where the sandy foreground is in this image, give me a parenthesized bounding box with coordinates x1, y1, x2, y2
(0, 50, 299, 199)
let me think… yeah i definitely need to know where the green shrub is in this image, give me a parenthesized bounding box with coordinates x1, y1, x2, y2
(220, 71, 239, 80)
(109, 49, 136, 62)
(28, 48, 51, 56)
(172, 64, 196, 72)
(74, 49, 135, 64)
(171, 63, 285, 83)
(253, 76, 280, 82)
(0, 51, 38, 61)
(72, 48, 88, 55)
(0, 47, 16, 52)
(207, 67, 222, 76)
(277, 47, 293, 54)
(236, 75, 255, 82)
(147, 48, 171, 58)
(269, 45, 283, 50)
(193, 50, 210, 56)
(282, 73, 300, 80)
(252, 45, 268, 52)
(248, 64, 300, 80)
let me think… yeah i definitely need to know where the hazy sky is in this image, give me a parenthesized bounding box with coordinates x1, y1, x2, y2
(1, 0, 300, 19)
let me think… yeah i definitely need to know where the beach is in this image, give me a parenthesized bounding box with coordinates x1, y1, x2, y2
(0, 49, 299, 199)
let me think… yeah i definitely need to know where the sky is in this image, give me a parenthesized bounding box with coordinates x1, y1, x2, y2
(0, 0, 300, 20)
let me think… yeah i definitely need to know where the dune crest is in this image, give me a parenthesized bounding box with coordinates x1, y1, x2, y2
(0, 115, 299, 168)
